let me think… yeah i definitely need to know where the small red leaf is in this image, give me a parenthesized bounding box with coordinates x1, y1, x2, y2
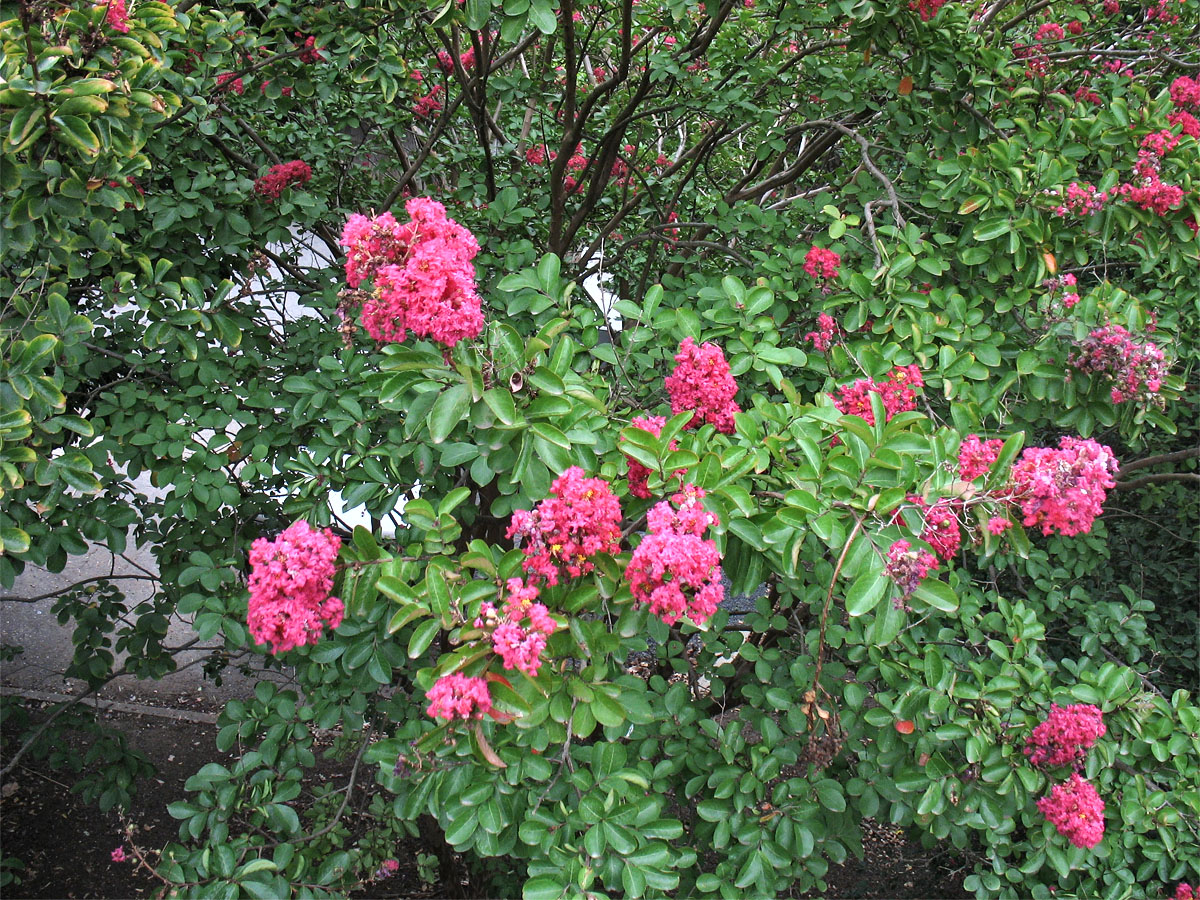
(895, 719, 915, 734)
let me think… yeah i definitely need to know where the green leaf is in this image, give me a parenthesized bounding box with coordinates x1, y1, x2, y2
(524, 875, 564, 900)
(972, 216, 1011, 242)
(51, 115, 100, 156)
(912, 579, 958, 613)
(845, 570, 889, 617)
(428, 384, 470, 443)
(482, 388, 519, 425)
(408, 618, 440, 658)
(527, 0, 558, 34)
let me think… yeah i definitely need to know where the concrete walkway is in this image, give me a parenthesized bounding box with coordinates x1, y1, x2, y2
(1, 543, 289, 714)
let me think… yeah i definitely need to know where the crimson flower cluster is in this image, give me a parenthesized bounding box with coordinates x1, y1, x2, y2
(1177, 884, 1196, 900)
(665, 338, 741, 434)
(506, 467, 623, 586)
(921, 500, 962, 560)
(1046, 182, 1111, 218)
(908, 0, 947, 21)
(216, 73, 244, 95)
(1121, 140, 1185, 216)
(103, 0, 130, 33)
(805, 312, 841, 351)
(958, 434, 1004, 481)
(1068, 322, 1167, 404)
(1008, 437, 1118, 537)
(1025, 703, 1106, 767)
(1046, 272, 1081, 309)
(339, 198, 484, 349)
(803, 245, 841, 281)
(832, 365, 924, 427)
(477, 578, 558, 677)
(884, 539, 939, 605)
(622, 415, 685, 499)
(295, 33, 323, 64)
(626, 484, 725, 626)
(1167, 77, 1200, 137)
(1037, 773, 1106, 849)
(254, 160, 312, 200)
(414, 84, 444, 118)
(426, 673, 493, 720)
(247, 520, 344, 654)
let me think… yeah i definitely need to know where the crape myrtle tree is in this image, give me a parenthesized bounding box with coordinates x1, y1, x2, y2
(1, 0, 1199, 896)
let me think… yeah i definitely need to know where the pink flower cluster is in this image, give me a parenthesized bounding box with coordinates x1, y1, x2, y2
(1047, 182, 1111, 218)
(479, 578, 558, 676)
(340, 198, 484, 349)
(103, 0, 130, 33)
(804, 246, 842, 281)
(426, 673, 492, 720)
(921, 500, 962, 560)
(832, 365, 924, 427)
(908, 0, 947, 20)
(1047, 272, 1081, 309)
(1037, 773, 1106, 848)
(1068, 323, 1167, 404)
(295, 34, 323, 64)
(665, 338, 741, 434)
(884, 539, 939, 604)
(1171, 76, 1200, 109)
(1142, 129, 1181, 157)
(1035, 22, 1065, 41)
(437, 48, 476, 74)
(111, 846, 127, 863)
(1025, 703, 1106, 767)
(1167, 110, 1200, 139)
(254, 160, 312, 200)
(1008, 437, 1118, 537)
(622, 415, 686, 499)
(626, 485, 725, 626)
(1167, 76, 1200, 138)
(247, 520, 344, 654)
(1176, 884, 1195, 900)
(506, 467, 623, 586)
(805, 312, 841, 351)
(216, 73, 245, 95)
(414, 84, 444, 118)
(1120, 147, 1185, 216)
(958, 434, 1004, 481)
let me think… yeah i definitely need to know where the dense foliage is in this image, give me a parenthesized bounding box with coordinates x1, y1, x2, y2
(2, 0, 1199, 897)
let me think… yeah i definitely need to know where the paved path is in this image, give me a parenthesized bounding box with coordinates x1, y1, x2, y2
(1, 543, 289, 712)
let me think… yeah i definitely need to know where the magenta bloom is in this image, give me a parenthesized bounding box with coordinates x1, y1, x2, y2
(341, 198, 483, 349)
(247, 521, 343, 654)
(832, 365, 923, 427)
(803, 246, 841, 280)
(1008, 437, 1118, 537)
(426, 674, 492, 720)
(626, 484, 724, 626)
(884, 539, 939, 603)
(254, 160, 313, 200)
(665, 338, 741, 434)
(506, 468, 623, 586)
(104, 0, 131, 33)
(1037, 773, 1105, 848)
(805, 312, 841, 351)
(111, 846, 127, 863)
(1025, 704, 1106, 768)
(958, 434, 1004, 481)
